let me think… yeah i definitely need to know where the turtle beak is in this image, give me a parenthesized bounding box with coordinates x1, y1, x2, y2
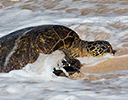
(112, 50, 116, 55)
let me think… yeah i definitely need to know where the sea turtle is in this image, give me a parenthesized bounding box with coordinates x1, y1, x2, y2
(0, 25, 113, 75)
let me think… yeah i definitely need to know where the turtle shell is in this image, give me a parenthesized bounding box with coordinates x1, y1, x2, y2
(0, 25, 80, 72)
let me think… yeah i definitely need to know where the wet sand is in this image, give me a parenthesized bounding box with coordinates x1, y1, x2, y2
(81, 55, 128, 74)
(70, 51, 128, 80)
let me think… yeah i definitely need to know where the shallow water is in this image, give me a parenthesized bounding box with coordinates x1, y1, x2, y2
(0, 0, 128, 100)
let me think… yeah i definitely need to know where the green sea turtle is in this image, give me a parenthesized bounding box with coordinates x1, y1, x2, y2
(0, 25, 113, 75)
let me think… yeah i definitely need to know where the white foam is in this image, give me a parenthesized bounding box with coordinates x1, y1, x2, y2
(20, 50, 66, 80)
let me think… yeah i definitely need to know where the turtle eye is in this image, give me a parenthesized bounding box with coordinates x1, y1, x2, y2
(103, 47, 110, 53)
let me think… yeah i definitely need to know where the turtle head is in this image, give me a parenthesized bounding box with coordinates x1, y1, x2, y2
(81, 40, 113, 57)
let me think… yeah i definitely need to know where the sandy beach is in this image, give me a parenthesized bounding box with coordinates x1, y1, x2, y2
(70, 51, 128, 80)
(81, 54, 128, 74)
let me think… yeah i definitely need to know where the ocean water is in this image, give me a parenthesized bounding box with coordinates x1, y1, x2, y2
(0, 0, 128, 100)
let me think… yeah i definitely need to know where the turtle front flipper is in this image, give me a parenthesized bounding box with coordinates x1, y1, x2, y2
(63, 56, 81, 71)
(53, 56, 81, 76)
